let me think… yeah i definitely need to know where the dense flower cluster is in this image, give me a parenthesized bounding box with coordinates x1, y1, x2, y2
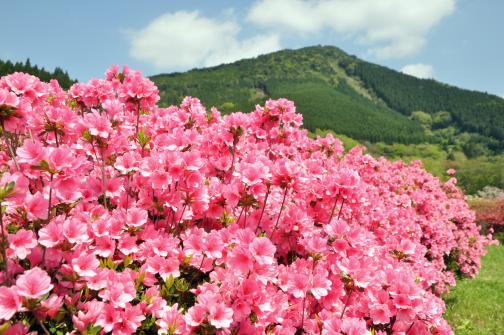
(0, 67, 493, 334)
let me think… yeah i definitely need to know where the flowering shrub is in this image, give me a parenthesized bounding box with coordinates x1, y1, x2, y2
(470, 197, 504, 228)
(0, 66, 493, 335)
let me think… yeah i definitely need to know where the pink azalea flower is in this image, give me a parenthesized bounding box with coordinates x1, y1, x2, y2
(8, 229, 37, 260)
(227, 247, 253, 274)
(93, 236, 116, 258)
(146, 255, 180, 280)
(24, 192, 48, 220)
(38, 220, 63, 248)
(15, 267, 53, 299)
(3, 322, 34, 335)
(114, 304, 145, 335)
(99, 281, 136, 308)
(0, 88, 19, 107)
(310, 273, 332, 300)
(63, 218, 90, 244)
(40, 294, 64, 319)
(53, 176, 82, 202)
(96, 303, 122, 333)
(204, 233, 224, 259)
(16, 140, 45, 165)
(249, 237, 276, 265)
(208, 303, 234, 329)
(82, 110, 113, 139)
(322, 317, 342, 335)
(118, 234, 138, 255)
(126, 207, 148, 227)
(447, 168, 456, 175)
(185, 304, 206, 327)
(0, 286, 23, 320)
(72, 252, 100, 277)
(341, 317, 368, 335)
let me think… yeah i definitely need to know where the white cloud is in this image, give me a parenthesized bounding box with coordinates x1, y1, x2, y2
(400, 63, 434, 79)
(129, 11, 281, 70)
(247, 0, 455, 58)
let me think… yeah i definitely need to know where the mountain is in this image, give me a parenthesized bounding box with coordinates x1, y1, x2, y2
(151, 46, 504, 155)
(0, 58, 75, 89)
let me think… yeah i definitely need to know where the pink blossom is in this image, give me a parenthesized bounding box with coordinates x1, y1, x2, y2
(3, 322, 35, 335)
(0, 87, 19, 107)
(38, 220, 63, 248)
(24, 192, 48, 220)
(0, 287, 22, 320)
(96, 303, 121, 333)
(15, 267, 53, 299)
(72, 252, 100, 277)
(249, 237, 276, 265)
(208, 303, 234, 329)
(83, 110, 113, 139)
(118, 234, 138, 255)
(40, 294, 64, 319)
(228, 247, 253, 274)
(126, 207, 148, 227)
(16, 140, 45, 165)
(63, 218, 90, 244)
(288, 273, 309, 299)
(8, 229, 37, 259)
(341, 317, 368, 335)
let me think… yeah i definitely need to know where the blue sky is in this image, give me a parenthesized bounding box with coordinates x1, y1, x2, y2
(2, 0, 503, 96)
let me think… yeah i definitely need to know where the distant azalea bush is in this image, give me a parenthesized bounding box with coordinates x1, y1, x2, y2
(0, 67, 494, 335)
(471, 197, 504, 228)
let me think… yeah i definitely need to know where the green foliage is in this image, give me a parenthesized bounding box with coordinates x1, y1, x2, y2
(432, 111, 452, 129)
(450, 155, 504, 194)
(266, 79, 424, 143)
(341, 58, 504, 152)
(0, 58, 75, 89)
(410, 111, 433, 128)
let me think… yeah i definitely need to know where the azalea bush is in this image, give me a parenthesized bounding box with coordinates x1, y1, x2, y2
(0, 67, 494, 335)
(470, 196, 504, 244)
(470, 198, 504, 227)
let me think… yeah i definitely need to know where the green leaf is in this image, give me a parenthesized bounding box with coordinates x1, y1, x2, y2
(106, 257, 117, 270)
(84, 325, 102, 335)
(123, 255, 133, 268)
(165, 275, 175, 290)
(0, 322, 11, 335)
(0, 181, 16, 201)
(82, 129, 93, 142)
(137, 128, 151, 148)
(136, 271, 146, 289)
(175, 278, 189, 292)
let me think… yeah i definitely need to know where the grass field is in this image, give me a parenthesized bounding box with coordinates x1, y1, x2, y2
(444, 245, 504, 334)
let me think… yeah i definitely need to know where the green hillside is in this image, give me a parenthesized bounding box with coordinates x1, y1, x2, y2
(151, 46, 425, 144)
(0, 58, 75, 89)
(151, 45, 504, 152)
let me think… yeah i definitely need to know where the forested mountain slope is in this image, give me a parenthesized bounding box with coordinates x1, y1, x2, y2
(151, 46, 504, 152)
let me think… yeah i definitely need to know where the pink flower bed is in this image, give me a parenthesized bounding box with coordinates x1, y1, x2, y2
(0, 66, 493, 334)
